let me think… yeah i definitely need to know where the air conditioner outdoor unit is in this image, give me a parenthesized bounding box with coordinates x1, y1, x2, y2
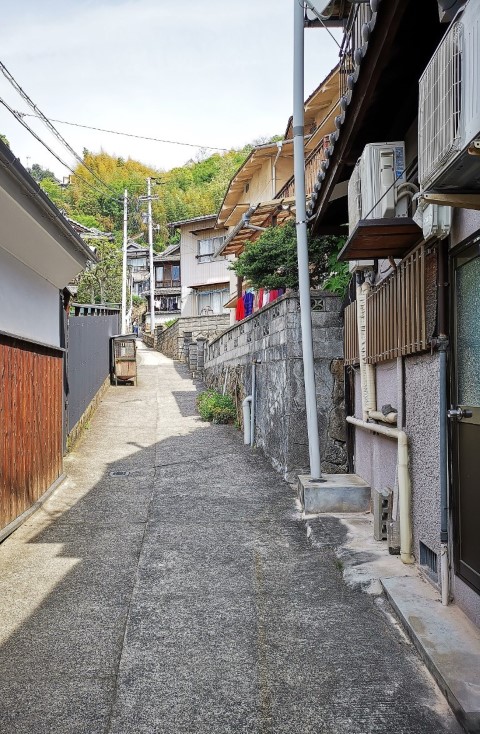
(347, 141, 408, 272)
(348, 142, 408, 234)
(419, 0, 480, 191)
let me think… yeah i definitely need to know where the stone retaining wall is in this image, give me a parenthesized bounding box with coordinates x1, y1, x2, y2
(204, 292, 347, 481)
(156, 314, 229, 361)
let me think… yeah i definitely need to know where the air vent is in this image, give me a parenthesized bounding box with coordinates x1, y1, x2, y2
(420, 541, 438, 579)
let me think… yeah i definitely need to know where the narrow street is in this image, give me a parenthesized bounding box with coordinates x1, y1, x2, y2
(0, 343, 462, 734)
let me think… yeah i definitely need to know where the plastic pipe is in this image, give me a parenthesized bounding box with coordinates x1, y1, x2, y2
(346, 416, 414, 564)
(250, 362, 256, 448)
(242, 396, 252, 445)
(368, 410, 397, 424)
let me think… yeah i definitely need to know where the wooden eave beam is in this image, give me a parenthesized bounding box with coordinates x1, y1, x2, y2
(311, 0, 408, 231)
(422, 192, 480, 210)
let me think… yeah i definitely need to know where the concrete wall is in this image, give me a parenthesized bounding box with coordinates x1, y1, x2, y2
(156, 314, 230, 361)
(204, 293, 347, 481)
(0, 245, 61, 348)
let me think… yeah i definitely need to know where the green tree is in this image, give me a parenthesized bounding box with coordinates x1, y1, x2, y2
(0, 134, 10, 148)
(76, 238, 122, 304)
(30, 163, 58, 182)
(231, 221, 349, 295)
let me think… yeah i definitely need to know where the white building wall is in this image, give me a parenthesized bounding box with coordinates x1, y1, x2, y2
(180, 220, 230, 317)
(0, 245, 60, 348)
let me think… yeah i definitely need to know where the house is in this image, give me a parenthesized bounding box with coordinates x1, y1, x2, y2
(0, 138, 93, 539)
(306, 0, 480, 641)
(142, 242, 181, 325)
(126, 241, 150, 297)
(168, 214, 230, 317)
(214, 66, 341, 322)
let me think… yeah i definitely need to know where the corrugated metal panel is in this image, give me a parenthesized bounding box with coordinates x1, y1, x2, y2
(67, 313, 120, 431)
(0, 335, 63, 531)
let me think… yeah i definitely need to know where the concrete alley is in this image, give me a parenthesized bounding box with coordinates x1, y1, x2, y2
(0, 343, 463, 734)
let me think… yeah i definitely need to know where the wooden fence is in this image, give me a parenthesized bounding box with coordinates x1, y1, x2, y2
(0, 336, 63, 531)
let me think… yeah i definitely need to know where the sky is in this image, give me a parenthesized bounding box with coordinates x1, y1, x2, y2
(0, 0, 340, 179)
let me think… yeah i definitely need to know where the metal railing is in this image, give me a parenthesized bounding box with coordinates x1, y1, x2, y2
(339, 3, 373, 100)
(344, 301, 359, 366)
(276, 136, 331, 200)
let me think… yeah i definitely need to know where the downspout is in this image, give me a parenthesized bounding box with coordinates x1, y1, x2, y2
(272, 141, 283, 198)
(347, 417, 414, 564)
(437, 238, 450, 606)
(243, 396, 252, 445)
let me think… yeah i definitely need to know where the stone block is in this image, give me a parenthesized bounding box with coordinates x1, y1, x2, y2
(298, 474, 371, 513)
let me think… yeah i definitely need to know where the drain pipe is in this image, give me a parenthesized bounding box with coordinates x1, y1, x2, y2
(272, 141, 283, 198)
(250, 361, 257, 448)
(438, 238, 450, 606)
(347, 416, 414, 564)
(243, 396, 252, 445)
(356, 277, 377, 419)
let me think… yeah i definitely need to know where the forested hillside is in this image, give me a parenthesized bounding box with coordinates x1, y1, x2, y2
(34, 146, 253, 249)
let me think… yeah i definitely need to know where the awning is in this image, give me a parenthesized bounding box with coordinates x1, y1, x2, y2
(187, 280, 229, 291)
(216, 198, 297, 258)
(338, 218, 423, 261)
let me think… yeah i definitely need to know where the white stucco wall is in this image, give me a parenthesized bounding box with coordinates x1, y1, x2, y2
(179, 221, 230, 317)
(0, 245, 60, 348)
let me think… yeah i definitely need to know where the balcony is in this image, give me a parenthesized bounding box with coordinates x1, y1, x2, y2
(276, 136, 331, 200)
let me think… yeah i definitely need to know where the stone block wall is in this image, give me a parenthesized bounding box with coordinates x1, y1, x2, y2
(204, 292, 347, 481)
(156, 314, 229, 361)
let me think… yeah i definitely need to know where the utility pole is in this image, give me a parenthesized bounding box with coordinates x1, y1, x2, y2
(121, 188, 128, 334)
(147, 177, 155, 334)
(293, 0, 322, 479)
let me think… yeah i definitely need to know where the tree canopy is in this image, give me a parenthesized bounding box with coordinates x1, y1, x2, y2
(231, 221, 349, 295)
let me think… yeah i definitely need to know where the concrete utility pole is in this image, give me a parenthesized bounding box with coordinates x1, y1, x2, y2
(147, 177, 155, 334)
(293, 0, 322, 479)
(121, 188, 128, 334)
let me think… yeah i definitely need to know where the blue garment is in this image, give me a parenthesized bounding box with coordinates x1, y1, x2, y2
(243, 291, 254, 316)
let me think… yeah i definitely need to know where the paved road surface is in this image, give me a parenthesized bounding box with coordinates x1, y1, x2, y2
(0, 344, 462, 733)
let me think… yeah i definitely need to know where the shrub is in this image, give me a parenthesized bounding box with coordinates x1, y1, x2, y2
(197, 389, 236, 424)
(164, 318, 178, 328)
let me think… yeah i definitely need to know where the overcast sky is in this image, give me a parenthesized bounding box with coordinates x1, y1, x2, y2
(0, 0, 340, 179)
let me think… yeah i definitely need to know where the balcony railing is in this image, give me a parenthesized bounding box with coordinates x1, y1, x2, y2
(339, 2, 373, 100)
(276, 136, 331, 200)
(155, 279, 181, 289)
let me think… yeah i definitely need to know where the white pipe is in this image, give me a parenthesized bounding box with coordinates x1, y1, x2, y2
(250, 362, 256, 448)
(440, 542, 449, 606)
(368, 410, 397, 424)
(346, 416, 414, 565)
(242, 396, 252, 445)
(272, 140, 283, 198)
(356, 281, 376, 420)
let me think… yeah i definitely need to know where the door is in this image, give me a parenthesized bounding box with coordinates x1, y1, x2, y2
(451, 243, 480, 594)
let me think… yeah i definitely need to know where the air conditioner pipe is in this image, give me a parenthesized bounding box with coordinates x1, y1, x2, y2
(438, 238, 450, 606)
(347, 416, 414, 564)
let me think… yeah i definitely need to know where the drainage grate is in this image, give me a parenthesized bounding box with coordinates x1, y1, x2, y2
(420, 541, 438, 578)
(110, 470, 130, 477)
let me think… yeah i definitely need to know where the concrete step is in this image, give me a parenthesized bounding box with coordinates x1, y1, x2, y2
(382, 576, 480, 733)
(297, 473, 371, 513)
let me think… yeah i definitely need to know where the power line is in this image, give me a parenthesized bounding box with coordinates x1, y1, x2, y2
(0, 96, 124, 201)
(19, 113, 230, 152)
(0, 60, 119, 195)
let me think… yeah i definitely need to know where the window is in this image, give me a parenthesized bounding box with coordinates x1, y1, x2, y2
(172, 265, 180, 282)
(155, 266, 164, 282)
(197, 236, 225, 263)
(196, 287, 229, 315)
(129, 256, 147, 271)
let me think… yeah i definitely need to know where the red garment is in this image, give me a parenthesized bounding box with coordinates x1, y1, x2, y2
(257, 288, 265, 310)
(235, 297, 245, 321)
(269, 289, 279, 302)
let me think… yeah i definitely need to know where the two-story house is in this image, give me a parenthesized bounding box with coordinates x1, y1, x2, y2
(307, 0, 480, 666)
(168, 214, 230, 317)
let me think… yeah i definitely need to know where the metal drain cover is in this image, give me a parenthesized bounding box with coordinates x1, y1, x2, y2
(110, 470, 130, 476)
